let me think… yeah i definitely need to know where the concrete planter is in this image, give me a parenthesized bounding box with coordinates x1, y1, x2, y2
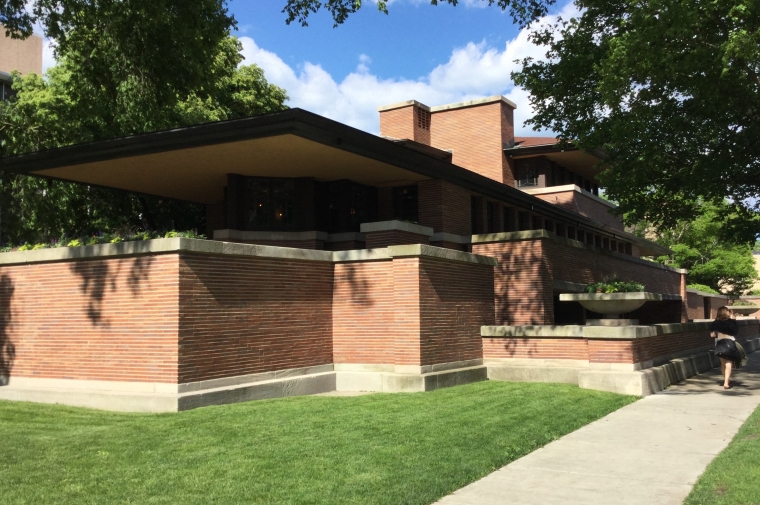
(559, 292, 663, 323)
(731, 305, 760, 316)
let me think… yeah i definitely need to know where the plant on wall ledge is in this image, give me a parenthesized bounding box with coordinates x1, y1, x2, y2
(731, 300, 758, 307)
(0, 230, 205, 253)
(587, 277, 645, 294)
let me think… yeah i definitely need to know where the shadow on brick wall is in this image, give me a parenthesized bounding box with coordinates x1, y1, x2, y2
(0, 275, 15, 385)
(69, 256, 154, 326)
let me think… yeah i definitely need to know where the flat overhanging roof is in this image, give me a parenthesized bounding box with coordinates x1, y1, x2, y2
(505, 143, 607, 181)
(0, 108, 669, 255)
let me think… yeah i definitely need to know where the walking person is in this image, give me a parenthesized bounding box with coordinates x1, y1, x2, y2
(710, 306, 747, 389)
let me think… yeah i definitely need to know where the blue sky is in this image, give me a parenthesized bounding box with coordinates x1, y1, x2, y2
(41, 0, 576, 135)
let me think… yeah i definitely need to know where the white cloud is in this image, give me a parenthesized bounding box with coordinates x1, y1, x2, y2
(239, 1, 578, 135)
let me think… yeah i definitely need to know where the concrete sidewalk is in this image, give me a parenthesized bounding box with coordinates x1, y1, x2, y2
(434, 352, 760, 505)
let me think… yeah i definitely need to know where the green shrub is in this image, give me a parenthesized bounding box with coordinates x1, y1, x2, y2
(686, 283, 721, 295)
(587, 277, 644, 293)
(731, 300, 758, 306)
(1, 230, 206, 253)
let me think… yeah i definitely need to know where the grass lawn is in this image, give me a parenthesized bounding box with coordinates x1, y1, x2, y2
(0, 381, 635, 505)
(684, 402, 760, 505)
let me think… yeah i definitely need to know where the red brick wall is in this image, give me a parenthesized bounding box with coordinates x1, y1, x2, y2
(365, 230, 430, 249)
(418, 257, 494, 365)
(394, 257, 422, 365)
(483, 338, 588, 360)
(533, 191, 623, 230)
(178, 253, 334, 383)
(484, 320, 759, 364)
(472, 240, 553, 325)
(686, 292, 707, 320)
(1, 255, 180, 383)
(431, 101, 514, 185)
(474, 236, 683, 325)
(418, 179, 472, 236)
(544, 239, 681, 296)
(333, 260, 394, 364)
(379, 106, 415, 141)
(379, 105, 430, 144)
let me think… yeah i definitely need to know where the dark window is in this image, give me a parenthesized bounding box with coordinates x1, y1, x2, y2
(532, 215, 543, 230)
(503, 207, 515, 232)
(393, 185, 418, 223)
(324, 180, 378, 233)
(518, 211, 530, 231)
(515, 159, 538, 188)
(595, 235, 602, 247)
(555, 223, 565, 237)
(587, 233, 595, 246)
(486, 202, 497, 233)
(567, 226, 575, 240)
(625, 243, 633, 255)
(247, 178, 295, 230)
(544, 219, 553, 232)
(471, 196, 483, 234)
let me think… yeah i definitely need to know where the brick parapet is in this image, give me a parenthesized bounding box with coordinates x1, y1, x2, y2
(0, 239, 498, 386)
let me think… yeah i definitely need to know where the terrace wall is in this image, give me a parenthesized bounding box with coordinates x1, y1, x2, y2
(472, 230, 686, 326)
(0, 253, 180, 384)
(178, 254, 334, 383)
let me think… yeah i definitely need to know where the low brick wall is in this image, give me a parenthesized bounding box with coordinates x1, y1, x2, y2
(0, 240, 497, 390)
(483, 319, 760, 366)
(0, 253, 180, 383)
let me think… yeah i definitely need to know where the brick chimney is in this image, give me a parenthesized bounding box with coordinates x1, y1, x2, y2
(430, 96, 516, 185)
(378, 100, 432, 145)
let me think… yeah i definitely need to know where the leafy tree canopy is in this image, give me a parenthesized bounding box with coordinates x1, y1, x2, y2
(0, 1, 288, 246)
(512, 0, 760, 232)
(281, 0, 555, 28)
(649, 201, 759, 296)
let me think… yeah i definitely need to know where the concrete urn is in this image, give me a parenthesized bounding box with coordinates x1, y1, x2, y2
(730, 305, 760, 316)
(559, 292, 665, 325)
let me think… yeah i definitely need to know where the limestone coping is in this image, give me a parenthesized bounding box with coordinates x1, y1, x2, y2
(429, 95, 517, 112)
(559, 292, 682, 302)
(359, 220, 434, 237)
(0, 238, 497, 267)
(481, 319, 759, 340)
(519, 184, 618, 210)
(377, 95, 517, 113)
(213, 229, 365, 243)
(686, 288, 729, 299)
(471, 229, 687, 274)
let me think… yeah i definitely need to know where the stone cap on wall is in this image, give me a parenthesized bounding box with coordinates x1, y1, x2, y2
(481, 319, 759, 340)
(213, 229, 365, 243)
(360, 220, 434, 237)
(472, 229, 687, 274)
(0, 237, 497, 267)
(686, 288, 729, 299)
(520, 184, 617, 210)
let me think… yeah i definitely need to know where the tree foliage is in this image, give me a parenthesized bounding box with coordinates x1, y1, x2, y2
(650, 202, 759, 296)
(512, 0, 760, 232)
(0, 1, 288, 246)
(281, 0, 555, 28)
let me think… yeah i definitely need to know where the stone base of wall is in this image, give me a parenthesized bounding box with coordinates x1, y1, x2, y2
(0, 361, 490, 412)
(0, 364, 337, 412)
(489, 337, 760, 396)
(335, 359, 487, 393)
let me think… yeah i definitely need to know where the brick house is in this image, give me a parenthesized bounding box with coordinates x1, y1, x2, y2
(1, 95, 754, 411)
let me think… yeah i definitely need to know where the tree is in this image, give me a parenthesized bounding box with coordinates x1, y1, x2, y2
(648, 201, 759, 296)
(281, 0, 555, 28)
(512, 0, 760, 232)
(0, 3, 288, 246)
